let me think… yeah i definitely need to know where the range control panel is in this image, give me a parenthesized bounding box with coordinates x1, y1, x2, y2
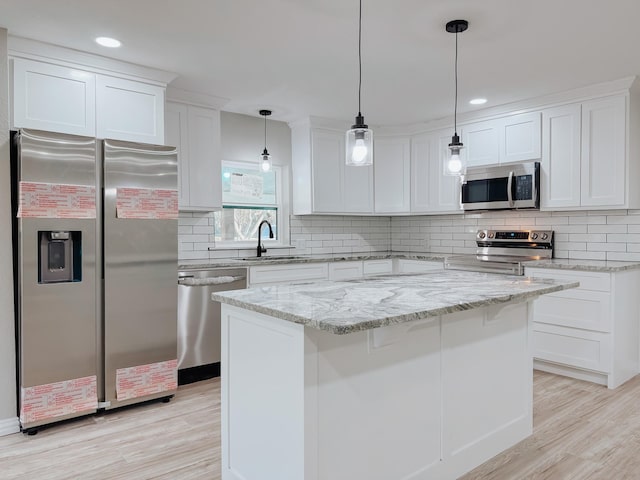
(476, 229, 554, 245)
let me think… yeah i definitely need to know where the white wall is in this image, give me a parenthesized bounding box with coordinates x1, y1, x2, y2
(0, 27, 19, 435)
(392, 210, 640, 261)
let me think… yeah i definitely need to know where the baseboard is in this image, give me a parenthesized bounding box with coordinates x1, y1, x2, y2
(534, 360, 607, 387)
(0, 417, 20, 436)
(178, 363, 220, 385)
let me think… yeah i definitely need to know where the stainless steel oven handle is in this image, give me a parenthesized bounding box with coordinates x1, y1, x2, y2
(507, 171, 514, 207)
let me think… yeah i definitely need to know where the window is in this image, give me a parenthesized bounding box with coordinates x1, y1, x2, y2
(213, 161, 286, 245)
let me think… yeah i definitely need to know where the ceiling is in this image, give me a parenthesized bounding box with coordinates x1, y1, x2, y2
(1, 0, 640, 126)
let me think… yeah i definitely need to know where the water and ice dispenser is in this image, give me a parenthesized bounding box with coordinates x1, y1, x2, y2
(38, 231, 82, 283)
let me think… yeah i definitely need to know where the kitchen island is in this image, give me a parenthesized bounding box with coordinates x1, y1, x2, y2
(212, 271, 578, 480)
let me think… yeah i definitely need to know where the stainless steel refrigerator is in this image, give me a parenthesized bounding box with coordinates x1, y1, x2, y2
(12, 129, 178, 432)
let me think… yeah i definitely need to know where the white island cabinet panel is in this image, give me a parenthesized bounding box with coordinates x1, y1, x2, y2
(96, 75, 165, 144)
(12, 58, 96, 136)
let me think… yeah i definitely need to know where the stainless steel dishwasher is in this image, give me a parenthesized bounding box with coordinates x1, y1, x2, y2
(177, 267, 247, 384)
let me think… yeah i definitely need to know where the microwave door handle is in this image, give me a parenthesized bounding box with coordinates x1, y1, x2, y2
(507, 171, 515, 207)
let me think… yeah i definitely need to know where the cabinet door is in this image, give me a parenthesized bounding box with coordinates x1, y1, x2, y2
(344, 163, 374, 213)
(462, 120, 500, 168)
(165, 102, 190, 208)
(311, 129, 344, 213)
(432, 130, 462, 212)
(500, 112, 541, 163)
(12, 58, 96, 136)
(96, 75, 165, 144)
(580, 95, 626, 207)
(186, 106, 222, 210)
(411, 131, 461, 214)
(541, 104, 581, 209)
(374, 137, 410, 213)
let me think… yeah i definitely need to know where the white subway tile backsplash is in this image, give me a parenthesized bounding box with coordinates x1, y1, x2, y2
(179, 208, 640, 264)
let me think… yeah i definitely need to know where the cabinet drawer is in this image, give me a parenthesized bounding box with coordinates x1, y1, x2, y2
(395, 259, 443, 274)
(363, 259, 393, 276)
(532, 289, 611, 332)
(328, 261, 363, 281)
(532, 323, 611, 373)
(525, 268, 610, 292)
(249, 263, 328, 285)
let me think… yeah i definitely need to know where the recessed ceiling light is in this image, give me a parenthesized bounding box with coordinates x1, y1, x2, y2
(469, 98, 487, 105)
(95, 37, 121, 48)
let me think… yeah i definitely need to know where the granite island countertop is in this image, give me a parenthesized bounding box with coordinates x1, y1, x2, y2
(211, 270, 578, 334)
(524, 258, 640, 272)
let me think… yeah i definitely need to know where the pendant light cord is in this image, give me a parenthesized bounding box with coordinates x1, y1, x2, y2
(454, 29, 459, 135)
(264, 113, 267, 150)
(358, 0, 362, 116)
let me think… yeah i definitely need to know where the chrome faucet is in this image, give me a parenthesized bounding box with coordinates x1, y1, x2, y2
(257, 220, 274, 257)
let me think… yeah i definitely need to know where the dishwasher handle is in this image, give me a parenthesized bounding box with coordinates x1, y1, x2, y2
(178, 275, 246, 287)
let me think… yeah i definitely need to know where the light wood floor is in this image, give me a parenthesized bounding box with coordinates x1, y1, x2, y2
(1, 371, 640, 479)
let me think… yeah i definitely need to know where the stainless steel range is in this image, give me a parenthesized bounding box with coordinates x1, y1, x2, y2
(445, 229, 554, 275)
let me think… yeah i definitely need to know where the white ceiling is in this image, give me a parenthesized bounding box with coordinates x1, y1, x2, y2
(1, 0, 639, 126)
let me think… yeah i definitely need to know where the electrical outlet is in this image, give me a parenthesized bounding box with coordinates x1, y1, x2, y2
(423, 237, 430, 251)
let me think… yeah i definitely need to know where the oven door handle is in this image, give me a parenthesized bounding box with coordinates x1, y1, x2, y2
(507, 170, 515, 207)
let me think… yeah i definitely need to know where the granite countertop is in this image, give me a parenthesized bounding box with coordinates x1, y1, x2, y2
(524, 258, 640, 272)
(178, 251, 446, 270)
(211, 270, 578, 335)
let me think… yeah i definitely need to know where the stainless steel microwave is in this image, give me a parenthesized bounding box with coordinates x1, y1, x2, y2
(461, 161, 540, 211)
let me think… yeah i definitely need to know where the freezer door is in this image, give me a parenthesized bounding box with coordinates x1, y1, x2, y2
(16, 129, 98, 429)
(102, 139, 178, 409)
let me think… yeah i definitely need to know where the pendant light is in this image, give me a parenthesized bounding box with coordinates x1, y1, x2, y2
(259, 109, 272, 172)
(444, 19, 468, 177)
(346, 0, 373, 166)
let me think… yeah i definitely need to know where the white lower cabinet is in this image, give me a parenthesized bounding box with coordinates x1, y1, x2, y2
(526, 267, 640, 388)
(328, 261, 364, 281)
(394, 259, 444, 274)
(363, 259, 393, 276)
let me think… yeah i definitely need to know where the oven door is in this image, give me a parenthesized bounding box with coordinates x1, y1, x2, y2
(461, 162, 539, 210)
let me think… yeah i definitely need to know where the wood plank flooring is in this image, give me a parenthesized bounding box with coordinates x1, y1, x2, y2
(1, 371, 640, 479)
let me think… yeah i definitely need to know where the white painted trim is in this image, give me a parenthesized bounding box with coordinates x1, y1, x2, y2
(0, 417, 20, 436)
(534, 360, 608, 387)
(166, 87, 229, 110)
(8, 35, 177, 86)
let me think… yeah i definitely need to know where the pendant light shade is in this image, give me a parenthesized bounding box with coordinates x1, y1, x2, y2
(259, 109, 272, 172)
(444, 19, 468, 177)
(346, 0, 373, 167)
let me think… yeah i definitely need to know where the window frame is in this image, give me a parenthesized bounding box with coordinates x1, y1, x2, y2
(211, 160, 290, 250)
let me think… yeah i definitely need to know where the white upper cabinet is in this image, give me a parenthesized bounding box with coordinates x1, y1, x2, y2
(11, 54, 169, 145)
(165, 101, 222, 211)
(580, 95, 626, 207)
(462, 112, 541, 168)
(462, 119, 500, 168)
(541, 104, 581, 209)
(96, 76, 165, 144)
(411, 130, 461, 214)
(12, 58, 96, 136)
(291, 123, 373, 215)
(500, 112, 542, 163)
(541, 94, 633, 210)
(374, 136, 410, 213)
